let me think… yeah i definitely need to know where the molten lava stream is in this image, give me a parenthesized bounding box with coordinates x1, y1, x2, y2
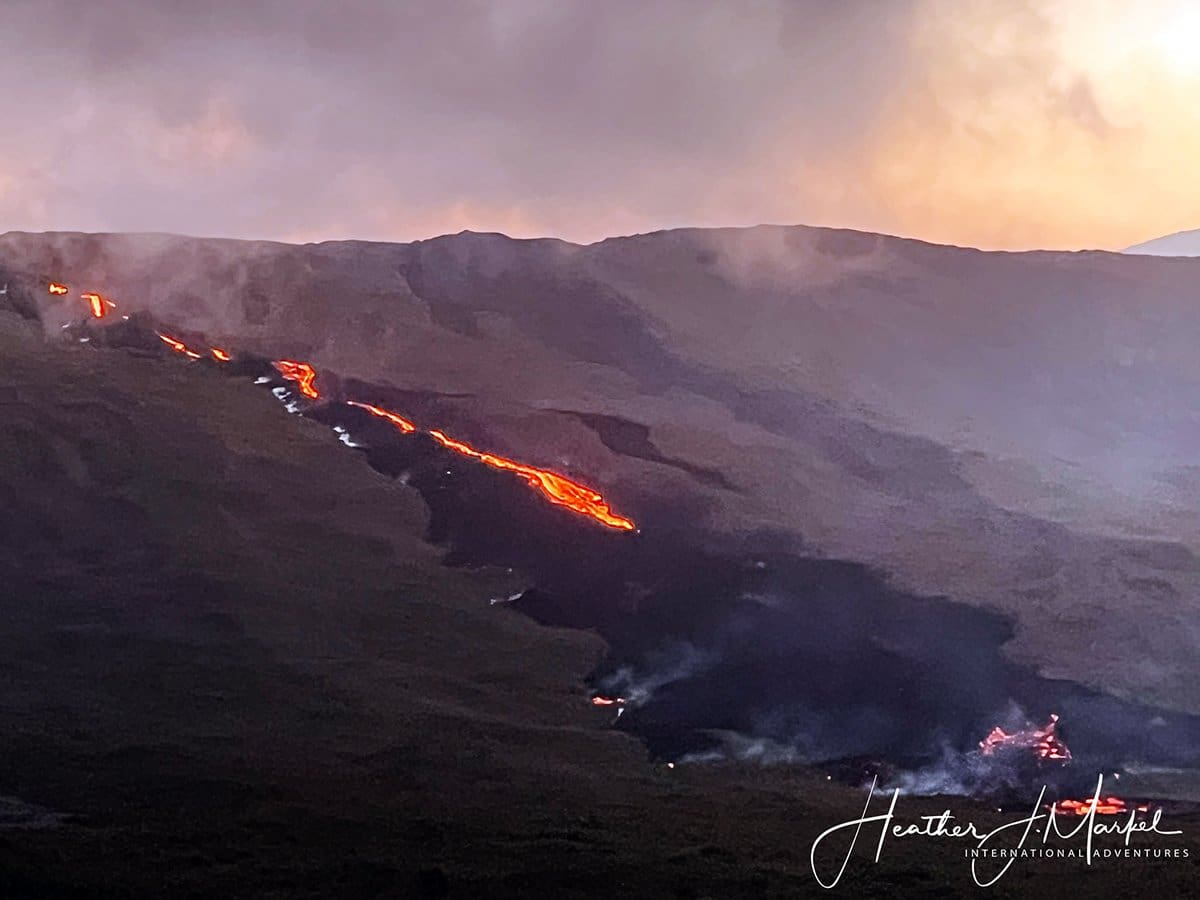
(428, 429, 636, 531)
(156, 332, 203, 359)
(346, 400, 415, 433)
(80, 291, 114, 319)
(37, 286, 632, 530)
(94, 327, 633, 530)
(272, 360, 320, 399)
(590, 696, 626, 707)
(346, 400, 634, 530)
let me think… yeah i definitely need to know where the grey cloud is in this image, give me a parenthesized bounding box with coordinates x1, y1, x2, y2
(0, 0, 918, 241)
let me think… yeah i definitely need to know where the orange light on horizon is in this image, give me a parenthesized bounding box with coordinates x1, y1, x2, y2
(273, 359, 320, 399)
(347, 400, 416, 433)
(211, 347, 231, 362)
(428, 428, 636, 531)
(48, 282, 69, 295)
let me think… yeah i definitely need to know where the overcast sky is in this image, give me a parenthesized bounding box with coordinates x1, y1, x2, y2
(0, 0, 1196, 249)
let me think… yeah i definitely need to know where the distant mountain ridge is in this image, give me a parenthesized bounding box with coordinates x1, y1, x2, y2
(1124, 227, 1200, 256)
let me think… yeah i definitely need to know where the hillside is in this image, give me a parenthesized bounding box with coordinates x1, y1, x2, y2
(3, 226, 1200, 715)
(4, 225, 1200, 894)
(1125, 228, 1200, 256)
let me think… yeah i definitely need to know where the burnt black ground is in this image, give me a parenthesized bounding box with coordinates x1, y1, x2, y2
(85, 308, 1200, 787)
(303, 355, 1200, 785)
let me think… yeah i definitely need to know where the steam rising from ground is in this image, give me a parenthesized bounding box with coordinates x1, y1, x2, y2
(599, 642, 716, 709)
(884, 744, 1023, 797)
(678, 733, 805, 767)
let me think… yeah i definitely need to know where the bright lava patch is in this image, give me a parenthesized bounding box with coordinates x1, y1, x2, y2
(429, 429, 635, 531)
(273, 360, 320, 399)
(156, 332, 204, 359)
(81, 291, 114, 318)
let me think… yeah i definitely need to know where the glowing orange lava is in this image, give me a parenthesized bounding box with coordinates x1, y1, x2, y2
(1051, 797, 1149, 817)
(156, 332, 203, 359)
(429, 429, 636, 531)
(590, 696, 626, 707)
(273, 360, 320, 399)
(347, 400, 416, 433)
(81, 291, 114, 319)
(56, 292, 634, 531)
(979, 714, 1072, 761)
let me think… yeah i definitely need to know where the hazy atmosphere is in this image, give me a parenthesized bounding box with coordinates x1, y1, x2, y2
(2, 0, 1197, 249)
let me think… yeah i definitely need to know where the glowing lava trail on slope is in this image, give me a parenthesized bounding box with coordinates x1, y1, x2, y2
(81, 291, 115, 319)
(347, 400, 416, 433)
(43, 277, 636, 532)
(429, 429, 636, 531)
(272, 360, 320, 399)
(156, 332, 203, 359)
(349, 401, 634, 530)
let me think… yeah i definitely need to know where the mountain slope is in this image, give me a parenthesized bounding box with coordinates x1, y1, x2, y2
(3, 301, 1200, 898)
(0, 312, 629, 895)
(3, 226, 1199, 717)
(1125, 228, 1200, 256)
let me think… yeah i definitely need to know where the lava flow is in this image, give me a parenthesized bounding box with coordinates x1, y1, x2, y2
(429, 429, 636, 531)
(273, 360, 320, 399)
(349, 400, 634, 530)
(80, 291, 114, 319)
(1051, 797, 1149, 817)
(347, 400, 415, 433)
(979, 714, 1072, 761)
(590, 696, 626, 707)
(52, 287, 635, 531)
(979, 716, 1143, 815)
(156, 332, 203, 359)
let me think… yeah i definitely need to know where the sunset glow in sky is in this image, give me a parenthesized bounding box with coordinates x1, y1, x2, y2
(0, 0, 1196, 249)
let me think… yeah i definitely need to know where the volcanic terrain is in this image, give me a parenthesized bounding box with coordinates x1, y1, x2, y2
(2, 225, 1200, 896)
